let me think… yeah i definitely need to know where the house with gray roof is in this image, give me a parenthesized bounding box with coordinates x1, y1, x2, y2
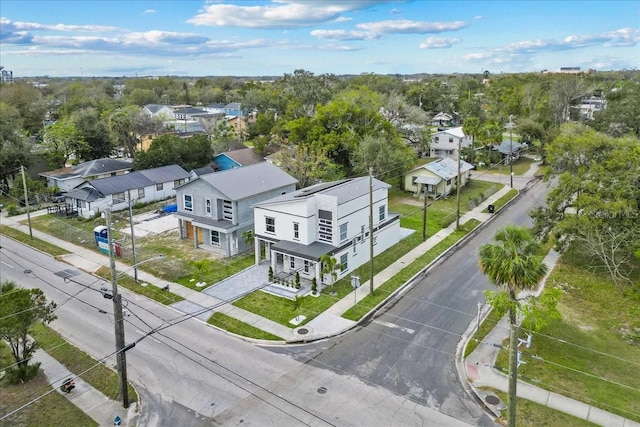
(252, 177, 400, 291)
(429, 126, 472, 160)
(39, 158, 133, 192)
(174, 162, 297, 258)
(212, 147, 264, 171)
(64, 164, 189, 218)
(403, 157, 474, 198)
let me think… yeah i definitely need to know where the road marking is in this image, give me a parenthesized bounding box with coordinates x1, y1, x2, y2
(1, 260, 15, 268)
(373, 319, 415, 334)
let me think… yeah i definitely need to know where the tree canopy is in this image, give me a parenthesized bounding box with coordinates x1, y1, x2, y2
(134, 133, 212, 171)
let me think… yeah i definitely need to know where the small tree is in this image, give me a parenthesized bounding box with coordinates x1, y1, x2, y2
(295, 272, 301, 289)
(311, 277, 318, 295)
(268, 266, 274, 282)
(0, 281, 57, 382)
(190, 259, 212, 284)
(320, 254, 340, 295)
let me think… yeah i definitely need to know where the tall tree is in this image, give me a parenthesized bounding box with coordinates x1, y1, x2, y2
(462, 116, 482, 163)
(0, 281, 57, 382)
(479, 227, 548, 427)
(351, 135, 415, 181)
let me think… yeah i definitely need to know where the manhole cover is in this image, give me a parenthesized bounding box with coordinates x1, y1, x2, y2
(485, 395, 501, 405)
(297, 328, 309, 335)
(317, 386, 327, 394)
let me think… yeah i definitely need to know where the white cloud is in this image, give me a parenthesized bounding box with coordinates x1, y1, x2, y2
(142, 9, 156, 15)
(357, 19, 466, 34)
(419, 36, 460, 49)
(188, 0, 386, 28)
(310, 29, 378, 41)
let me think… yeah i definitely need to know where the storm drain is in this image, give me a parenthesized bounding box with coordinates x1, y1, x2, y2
(297, 328, 309, 335)
(317, 386, 327, 394)
(485, 395, 501, 405)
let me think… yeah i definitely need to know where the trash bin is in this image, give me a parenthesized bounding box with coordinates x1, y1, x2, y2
(487, 204, 495, 214)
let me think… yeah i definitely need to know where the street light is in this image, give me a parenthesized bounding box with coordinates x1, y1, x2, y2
(506, 115, 516, 189)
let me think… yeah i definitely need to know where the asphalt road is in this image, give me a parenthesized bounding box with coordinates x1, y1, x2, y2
(0, 234, 471, 426)
(268, 176, 551, 426)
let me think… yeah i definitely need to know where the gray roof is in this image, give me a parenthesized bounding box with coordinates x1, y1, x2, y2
(496, 140, 523, 155)
(254, 177, 390, 207)
(423, 157, 474, 180)
(271, 240, 336, 261)
(64, 186, 103, 202)
(218, 148, 264, 167)
(191, 166, 217, 177)
(40, 158, 132, 179)
(415, 176, 442, 185)
(189, 162, 297, 201)
(81, 164, 189, 196)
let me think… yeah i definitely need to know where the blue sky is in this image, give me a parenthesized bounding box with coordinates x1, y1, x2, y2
(1, 1, 638, 77)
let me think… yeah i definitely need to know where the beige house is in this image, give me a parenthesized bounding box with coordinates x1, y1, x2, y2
(403, 157, 474, 198)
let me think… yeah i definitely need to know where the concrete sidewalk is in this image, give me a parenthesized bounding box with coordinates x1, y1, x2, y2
(31, 350, 138, 426)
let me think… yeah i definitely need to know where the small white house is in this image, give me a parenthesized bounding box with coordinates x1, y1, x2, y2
(404, 157, 474, 197)
(39, 158, 133, 192)
(429, 127, 472, 160)
(63, 164, 189, 218)
(253, 177, 400, 289)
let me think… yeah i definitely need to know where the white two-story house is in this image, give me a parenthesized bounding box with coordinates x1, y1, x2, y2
(252, 177, 400, 289)
(429, 126, 472, 160)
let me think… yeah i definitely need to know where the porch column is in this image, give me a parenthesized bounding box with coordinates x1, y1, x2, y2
(254, 238, 260, 265)
(315, 262, 322, 287)
(193, 225, 198, 248)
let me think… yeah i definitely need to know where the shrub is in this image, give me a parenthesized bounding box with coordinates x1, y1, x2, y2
(5, 363, 41, 384)
(7, 204, 20, 216)
(268, 267, 274, 281)
(295, 272, 300, 288)
(311, 277, 318, 294)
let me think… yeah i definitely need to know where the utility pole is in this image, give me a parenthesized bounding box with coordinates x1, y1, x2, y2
(369, 167, 374, 295)
(456, 138, 462, 229)
(20, 165, 33, 239)
(106, 209, 130, 408)
(507, 115, 515, 189)
(421, 183, 428, 241)
(127, 191, 138, 282)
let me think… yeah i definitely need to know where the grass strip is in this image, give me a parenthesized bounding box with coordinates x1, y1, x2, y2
(208, 312, 282, 341)
(0, 225, 70, 256)
(342, 219, 480, 321)
(29, 323, 138, 403)
(94, 266, 184, 305)
(482, 188, 518, 213)
(464, 308, 502, 358)
(484, 388, 598, 427)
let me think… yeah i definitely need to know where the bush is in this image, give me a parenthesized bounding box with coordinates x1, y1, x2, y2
(5, 363, 41, 384)
(7, 204, 20, 216)
(311, 277, 317, 294)
(268, 267, 274, 282)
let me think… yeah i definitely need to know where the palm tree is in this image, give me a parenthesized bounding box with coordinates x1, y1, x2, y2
(478, 226, 548, 427)
(320, 254, 340, 295)
(462, 115, 481, 163)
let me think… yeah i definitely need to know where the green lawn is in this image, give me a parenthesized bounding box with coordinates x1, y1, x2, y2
(494, 247, 640, 423)
(0, 224, 70, 256)
(29, 323, 138, 403)
(208, 312, 283, 340)
(487, 157, 536, 176)
(484, 389, 598, 427)
(93, 266, 184, 305)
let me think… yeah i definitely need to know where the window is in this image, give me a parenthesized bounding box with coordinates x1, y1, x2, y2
(304, 260, 310, 273)
(290, 257, 295, 269)
(379, 205, 386, 221)
(222, 200, 233, 221)
(210, 230, 220, 246)
(113, 192, 125, 204)
(435, 136, 439, 142)
(266, 217, 275, 233)
(205, 199, 212, 215)
(446, 179, 452, 185)
(318, 210, 333, 243)
(138, 188, 145, 199)
(340, 253, 348, 272)
(339, 223, 348, 241)
(156, 183, 163, 191)
(293, 222, 299, 240)
(184, 194, 193, 212)
(174, 179, 185, 188)
(412, 176, 417, 184)
(449, 137, 454, 143)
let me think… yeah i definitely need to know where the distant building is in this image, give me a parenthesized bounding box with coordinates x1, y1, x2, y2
(0, 66, 14, 84)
